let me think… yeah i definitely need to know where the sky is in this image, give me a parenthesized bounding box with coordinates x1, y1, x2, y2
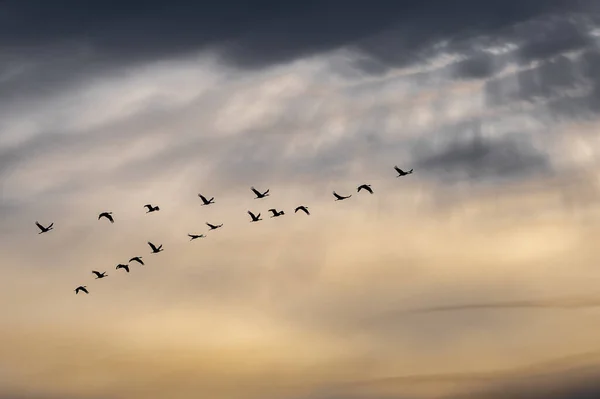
(4, 0, 600, 398)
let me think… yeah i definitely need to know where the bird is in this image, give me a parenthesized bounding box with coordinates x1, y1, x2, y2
(144, 204, 160, 213)
(148, 241, 163, 253)
(251, 186, 270, 199)
(294, 206, 310, 215)
(116, 264, 130, 273)
(268, 208, 285, 217)
(98, 212, 114, 223)
(188, 234, 205, 241)
(198, 194, 215, 206)
(394, 166, 413, 177)
(333, 191, 352, 201)
(248, 211, 262, 222)
(206, 222, 223, 230)
(35, 221, 54, 234)
(92, 271, 107, 279)
(357, 184, 374, 194)
(74, 286, 88, 294)
(129, 256, 144, 265)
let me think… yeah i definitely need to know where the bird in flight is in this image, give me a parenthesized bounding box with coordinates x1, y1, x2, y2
(144, 204, 160, 213)
(129, 256, 144, 265)
(248, 211, 262, 222)
(333, 191, 352, 201)
(394, 166, 413, 177)
(251, 186, 270, 199)
(198, 194, 215, 206)
(74, 286, 88, 294)
(148, 241, 163, 253)
(268, 208, 285, 218)
(206, 222, 223, 231)
(92, 271, 107, 279)
(116, 263, 130, 273)
(98, 212, 114, 223)
(294, 206, 310, 215)
(188, 234, 205, 241)
(357, 184, 374, 194)
(35, 221, 54, 234)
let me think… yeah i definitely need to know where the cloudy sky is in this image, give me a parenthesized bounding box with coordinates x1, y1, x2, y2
(4, 1, 600, 398)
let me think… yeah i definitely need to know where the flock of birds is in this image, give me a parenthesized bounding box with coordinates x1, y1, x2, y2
(34, 166, 414, 295)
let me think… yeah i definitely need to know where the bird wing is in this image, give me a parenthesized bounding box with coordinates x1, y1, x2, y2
(107, 214, 114, 222)
(206, 222, 215, 228)
(394, 166, 404, 173)
(35, 221, 44, 230)
(251, 187, 261, 196)
(92, 271, 101, 277)
(47, 222, 54, 228)
(144, 204, 152, 209)
(198, 194, 207, 202)
(263, 189, 270, 195)
(268, 209, 276, 214)
(148, 241, 157, 251)
(248, 211, 256, 218)
(333, 191, 342, 199)
(82, 287, 88, 293)
(124, 265, 129, 273)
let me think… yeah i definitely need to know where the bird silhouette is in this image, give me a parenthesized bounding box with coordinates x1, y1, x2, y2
(188, 234, 205, 241)
(333, 191, 352, 201)
(144, 204, 160, 213)
(268, 208, 285, 217)
(394, 166, 413, 177)
(129, 256, 144, 265)
(98, 212, 114, 223)
(74, 286, 88, 294)
(206, 222, 223, 230)
(92, 271, 107, 279)
(35, 221, 54, 234)
(148, 241, 163, 253)
(248, 211, 262, 222)
(116, 264, 130, 273)
(198, 194, 215, 206)
(251, 186, 270, 199)
(294, 206, 310, 215)
(357, 184, 373, 194)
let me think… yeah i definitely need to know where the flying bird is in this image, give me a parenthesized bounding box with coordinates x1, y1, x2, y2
(98, 212, 114, 223)
(188, 234, 205, 241)
(333, 191, 352, 201)
(198, 194, 215, 206)
(251, 186, 270, 199)
(206, 222, 223, 230)
(129, 256, 144, 265)
(148, 241, 163, 253)
(92, 271, 107, 279)
(35, 221, 54, 234)
(248, 211, 262, 222)
(144, 204, 160, 213)
(74, 286, 88, 294)
(294, 206, 310, 215)
(394, 166, 413, 177)
(268, 208, 285, 218)
(357, 184, 373, 194)
(116, 264, 130, 273)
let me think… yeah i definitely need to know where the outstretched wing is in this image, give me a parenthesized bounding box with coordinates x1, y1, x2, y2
(92, 270, 101, 277)
(35, 221, 44, 231)
(263, 189, 270, 195)
(124, 265, 130, 273)
(248, 210, 256, 219)
(251, 187, 261, 196)
(81, 287, 88, 294)
(333, 191, 342, 200)
(144, 204, 152, 209)
(198, 194, 207, 202)
(148, 241, 157, 251)
(394, 166, 404, 174)
(268, 209, 277, 214)
(206, 222, 216, 228)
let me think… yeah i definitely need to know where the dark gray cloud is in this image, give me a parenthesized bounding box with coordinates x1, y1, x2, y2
(411, 125, 552, 185)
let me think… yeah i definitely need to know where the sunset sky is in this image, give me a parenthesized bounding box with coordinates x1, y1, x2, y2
(4, 1, 600, 398)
